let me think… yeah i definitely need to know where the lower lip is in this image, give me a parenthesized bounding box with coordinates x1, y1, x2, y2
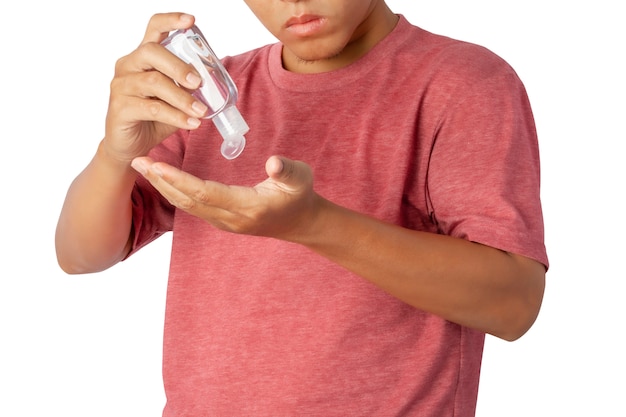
(286, 18, 326, 37)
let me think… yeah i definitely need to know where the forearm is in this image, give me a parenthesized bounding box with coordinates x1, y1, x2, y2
(297, 198, 546, 341)
(55, 141, 137, 274)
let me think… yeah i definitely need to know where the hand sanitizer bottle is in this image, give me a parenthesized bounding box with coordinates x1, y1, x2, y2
(162, 25, 248, 160)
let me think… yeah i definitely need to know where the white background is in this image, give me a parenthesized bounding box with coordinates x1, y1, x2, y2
(1, 1, 624, 416)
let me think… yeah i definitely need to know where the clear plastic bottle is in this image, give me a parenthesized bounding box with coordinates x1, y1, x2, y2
(161, 25, 249, 160)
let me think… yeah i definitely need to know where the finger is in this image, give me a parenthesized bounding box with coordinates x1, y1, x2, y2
(266, 156, 313, 191)
(110, 70, 207, 121)
(141, 13, 195, 45)
(115, 42, 202, 91)
(108, 96, 201, 133)
(131, 157, 229, 209)
(137, 161, 267, 235)
(131, 157, 202, 210)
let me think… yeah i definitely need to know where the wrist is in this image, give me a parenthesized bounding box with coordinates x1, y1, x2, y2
(291, 197, 351, 249)
(95, 139, 138, 180)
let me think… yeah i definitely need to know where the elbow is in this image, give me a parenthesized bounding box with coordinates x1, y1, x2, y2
(56, 254, 117, 275)
(57, 262, 91, 276)
(497, 302, 542, 342)
(55, 229, 132, 275)
(55, 237, 94, 275)
(55, 243, 127, 275)
(56, 251, 98, 275)
(491, 299, 543, 342)
(494, 262, 546, 342)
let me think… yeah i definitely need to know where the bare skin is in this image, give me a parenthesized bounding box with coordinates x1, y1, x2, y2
(55, 2, 545, 342)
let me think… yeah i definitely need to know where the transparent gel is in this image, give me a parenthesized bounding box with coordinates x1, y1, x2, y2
(161, 25, 248, 159)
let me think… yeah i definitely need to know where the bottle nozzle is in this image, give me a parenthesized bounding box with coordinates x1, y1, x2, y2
(212, 106, 249, 160)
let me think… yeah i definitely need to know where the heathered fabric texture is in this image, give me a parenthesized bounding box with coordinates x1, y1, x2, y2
(129, 15, 547, 417)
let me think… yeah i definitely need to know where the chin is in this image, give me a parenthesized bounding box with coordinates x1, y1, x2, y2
(287, 40, 346, 63)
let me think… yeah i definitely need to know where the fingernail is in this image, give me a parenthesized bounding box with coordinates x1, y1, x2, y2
(131, 159, 147, 175)
(186, 72, 202, 88)
(192, 100, 208, 117)
(187, 117, 201, 129)
(180, 14, 194, 24)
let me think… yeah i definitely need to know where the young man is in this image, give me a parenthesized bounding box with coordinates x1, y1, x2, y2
(56, 1, 548, 415)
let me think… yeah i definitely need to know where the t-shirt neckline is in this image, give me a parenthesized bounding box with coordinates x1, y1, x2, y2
(268, 15, 412, 92)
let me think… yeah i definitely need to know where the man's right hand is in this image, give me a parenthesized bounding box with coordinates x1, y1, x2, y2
(103, 12, 209, 164)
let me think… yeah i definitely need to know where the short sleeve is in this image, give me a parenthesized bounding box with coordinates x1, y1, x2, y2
(125, 130, 188, 258)
(426, 46, 548, 268)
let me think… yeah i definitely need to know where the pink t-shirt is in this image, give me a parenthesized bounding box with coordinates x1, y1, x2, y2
(130, 15, 547, 417)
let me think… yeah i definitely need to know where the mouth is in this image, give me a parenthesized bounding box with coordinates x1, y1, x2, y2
(285, 14, 326, 36)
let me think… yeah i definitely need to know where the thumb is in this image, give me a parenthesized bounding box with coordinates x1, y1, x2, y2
(265, 156, 312, 190)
